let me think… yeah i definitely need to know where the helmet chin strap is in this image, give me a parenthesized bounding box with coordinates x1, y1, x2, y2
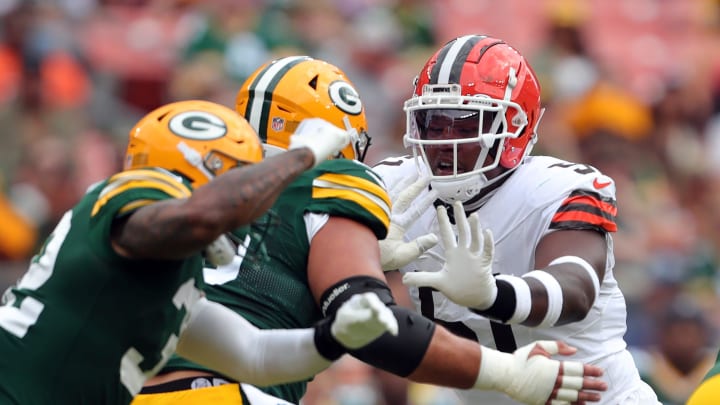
(431, 165, 517, 204)
(431, 173, 485, 204)
(262, 143, 286, 157)
(177, 142, 215, 184)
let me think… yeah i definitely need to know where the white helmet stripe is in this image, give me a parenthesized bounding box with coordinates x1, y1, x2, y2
(245, 55, 310, 137)
(436, 35, 477, 84)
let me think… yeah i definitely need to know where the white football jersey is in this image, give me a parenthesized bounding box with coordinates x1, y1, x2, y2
(374, 155, 659, 404)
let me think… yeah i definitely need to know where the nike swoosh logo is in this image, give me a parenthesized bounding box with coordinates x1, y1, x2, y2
(593, 178, 612, 189)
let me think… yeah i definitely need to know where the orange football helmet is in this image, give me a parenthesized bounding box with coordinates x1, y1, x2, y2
(236, 56, 371, 162)
(404, 35, 544, 202)
(125, 100, 263, 188)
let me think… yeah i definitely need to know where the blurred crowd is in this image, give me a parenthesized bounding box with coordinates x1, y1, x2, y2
(1, 0, 720, 404)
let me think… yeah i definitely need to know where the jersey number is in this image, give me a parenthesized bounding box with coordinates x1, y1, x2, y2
(548, 162, 598, 175)
(0, 211, 202, 396)
(120, 279, 201, 395)
(0, 212, 72, 337)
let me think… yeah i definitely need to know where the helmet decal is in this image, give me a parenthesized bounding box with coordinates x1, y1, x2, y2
(328, 80, 362, 115)
(243, 55, 311, 141)
(168, 111, 227, 140)
(430, 35, 505, 85)
(271, 117, 285, 132)
(431, 35, 485, 84)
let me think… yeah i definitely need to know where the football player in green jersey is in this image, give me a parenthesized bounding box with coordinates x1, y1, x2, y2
(0, 99, 400, 405)
(136, 57, 607, 405)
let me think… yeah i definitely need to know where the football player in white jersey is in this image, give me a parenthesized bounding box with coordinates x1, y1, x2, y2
(373, 34, 661, 404)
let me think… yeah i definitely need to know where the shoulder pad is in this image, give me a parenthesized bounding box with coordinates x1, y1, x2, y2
(92, 168, 192, 217)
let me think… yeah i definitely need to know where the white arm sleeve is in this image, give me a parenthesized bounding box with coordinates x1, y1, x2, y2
(175, 297, 332, 386)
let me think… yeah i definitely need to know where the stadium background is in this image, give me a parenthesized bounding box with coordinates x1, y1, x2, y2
(0, 0, 719, 403)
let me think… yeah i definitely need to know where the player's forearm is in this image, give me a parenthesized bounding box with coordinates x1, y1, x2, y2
(192, 148, 315, 227)
(114, 149, 315, 259)
(239, 327, 332, 386)
(524, 261, 598, 325)
(176, 298, 332, 386)
(471, 256, 599, 327)
(318, 276, 477, 388)
(406, 326, 479, 388)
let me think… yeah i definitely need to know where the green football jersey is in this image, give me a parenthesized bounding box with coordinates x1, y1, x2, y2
(164, 159, 390, 403)
(0, 168, 204, 405)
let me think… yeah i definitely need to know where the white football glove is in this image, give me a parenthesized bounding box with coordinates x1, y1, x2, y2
(379, 173, 439, 271)
(475, 341, 587, 405)
(330, 292, 398, 349)
(402, 200, 497, 309)
(289, 118, 351, 167)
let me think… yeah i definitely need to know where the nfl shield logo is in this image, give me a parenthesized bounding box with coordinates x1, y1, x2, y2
(271, 117, 284, 131)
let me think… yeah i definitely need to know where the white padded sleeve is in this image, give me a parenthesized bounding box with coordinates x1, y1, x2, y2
(175, 297, 331, 386)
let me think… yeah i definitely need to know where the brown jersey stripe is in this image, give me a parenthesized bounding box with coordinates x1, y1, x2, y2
(560, 191, 617, 216)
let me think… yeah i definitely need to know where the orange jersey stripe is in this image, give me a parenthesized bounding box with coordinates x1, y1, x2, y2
(551, 190, 617, 232)
(552, 210, 618, 232)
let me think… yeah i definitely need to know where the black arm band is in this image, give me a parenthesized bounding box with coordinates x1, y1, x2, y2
(471, 278, 517, 323)
(349, 305, 435, 376)
(313, 275, 399, 362)
(318, 275, 436, 376)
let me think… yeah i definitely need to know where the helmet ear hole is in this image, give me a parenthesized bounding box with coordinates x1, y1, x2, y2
(308, 75, 319, 90)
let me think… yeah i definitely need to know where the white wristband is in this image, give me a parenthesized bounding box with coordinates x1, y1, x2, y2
(549, 255, 600, 303)
(523, 270, 563, 328)
(495, 274, 532, 324)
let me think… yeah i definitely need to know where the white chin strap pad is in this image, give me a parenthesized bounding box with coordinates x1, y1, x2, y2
(431, 174, 485, 203)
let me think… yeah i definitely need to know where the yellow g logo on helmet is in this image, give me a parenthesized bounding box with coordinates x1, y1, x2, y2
(168, 111, 228, 140)
(125, 100, 263, 188)
(328, 81, 362, 116)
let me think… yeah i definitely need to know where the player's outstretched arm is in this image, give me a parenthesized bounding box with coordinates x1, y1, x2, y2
(112, 118, 350, 261)
(174, 293, 397, 386)
(379, 172, 439, 271)
(403, 199, 605, 328)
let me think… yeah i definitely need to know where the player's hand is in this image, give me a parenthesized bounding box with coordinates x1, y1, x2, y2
(476, 340, 607, 405)
(330, 292, 398, 349)
(289, 118, 351, 167)
(379, 173, 439, 271)
(402, 200, 497, 309)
